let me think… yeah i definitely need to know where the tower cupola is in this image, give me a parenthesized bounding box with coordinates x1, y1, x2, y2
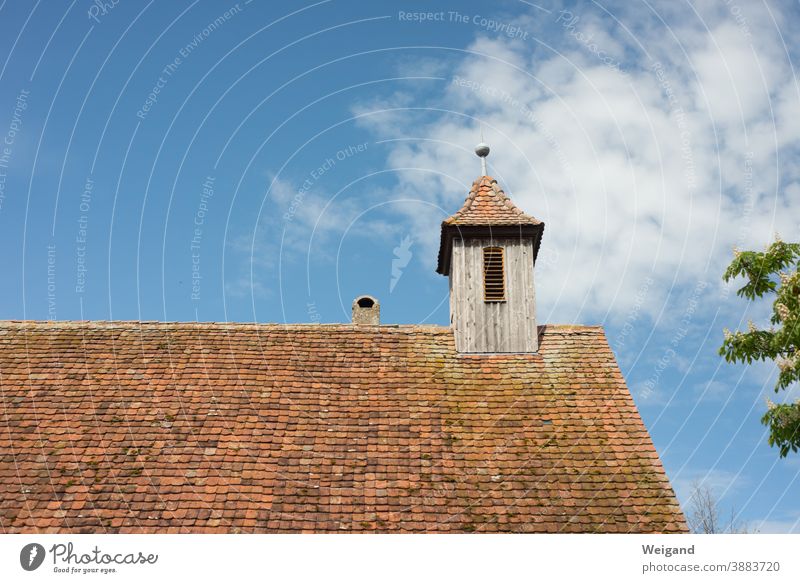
(436, 145, 544, 353)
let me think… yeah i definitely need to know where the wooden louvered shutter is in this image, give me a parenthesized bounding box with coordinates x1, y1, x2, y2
(483, 247, 506, 301)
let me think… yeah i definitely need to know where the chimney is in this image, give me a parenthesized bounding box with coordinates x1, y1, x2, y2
(352, 295, 380, 325)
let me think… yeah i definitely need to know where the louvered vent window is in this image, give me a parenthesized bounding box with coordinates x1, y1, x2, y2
(483, 246, 506, 301)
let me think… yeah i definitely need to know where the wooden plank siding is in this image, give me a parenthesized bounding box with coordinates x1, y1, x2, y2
(449, 237, 538, 353)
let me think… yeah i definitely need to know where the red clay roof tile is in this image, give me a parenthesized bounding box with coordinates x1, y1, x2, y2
(0, 320, 686, 533)
(443, 176, 542, 227)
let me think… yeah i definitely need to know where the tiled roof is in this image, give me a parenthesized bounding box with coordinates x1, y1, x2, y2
(0, 321, 687, 533)
(443, 176, 542, 227)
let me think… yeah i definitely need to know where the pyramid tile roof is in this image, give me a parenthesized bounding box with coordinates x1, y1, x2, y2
(0, 320, 686, 533)
(443, 176, 542, 227)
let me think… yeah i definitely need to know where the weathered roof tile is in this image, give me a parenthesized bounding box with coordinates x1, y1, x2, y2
(443, 176, 542, 227)
(0, 320, 686, 533)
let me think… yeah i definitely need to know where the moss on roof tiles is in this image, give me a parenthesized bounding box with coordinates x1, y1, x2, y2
(0, 320, 686, 533)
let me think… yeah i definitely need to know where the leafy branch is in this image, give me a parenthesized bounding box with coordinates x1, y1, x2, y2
(720, 238, 800, 457)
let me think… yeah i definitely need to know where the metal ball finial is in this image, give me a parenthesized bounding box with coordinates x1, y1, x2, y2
(475, 142, 490, 175)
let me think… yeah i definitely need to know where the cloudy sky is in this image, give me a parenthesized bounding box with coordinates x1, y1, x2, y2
(0, 0, 798, 532)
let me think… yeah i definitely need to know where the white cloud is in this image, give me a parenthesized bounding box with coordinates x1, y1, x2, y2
(351, 2, 800, 325)
(691, 22, 782, 125)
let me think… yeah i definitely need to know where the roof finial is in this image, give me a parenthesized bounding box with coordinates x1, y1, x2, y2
(474, 135, 490, 176)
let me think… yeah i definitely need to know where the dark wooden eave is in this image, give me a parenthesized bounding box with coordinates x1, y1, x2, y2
(436, 222, 545, 276)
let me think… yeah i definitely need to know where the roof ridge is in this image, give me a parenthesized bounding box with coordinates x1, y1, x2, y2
(0, 320, 447, 328)
(0, 320, 603, 333)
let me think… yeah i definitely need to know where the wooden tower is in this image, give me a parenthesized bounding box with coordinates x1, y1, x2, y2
(436, 145, 544, 353)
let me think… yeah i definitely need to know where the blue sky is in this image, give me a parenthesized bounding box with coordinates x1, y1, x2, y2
(0, 0, 798, 532)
